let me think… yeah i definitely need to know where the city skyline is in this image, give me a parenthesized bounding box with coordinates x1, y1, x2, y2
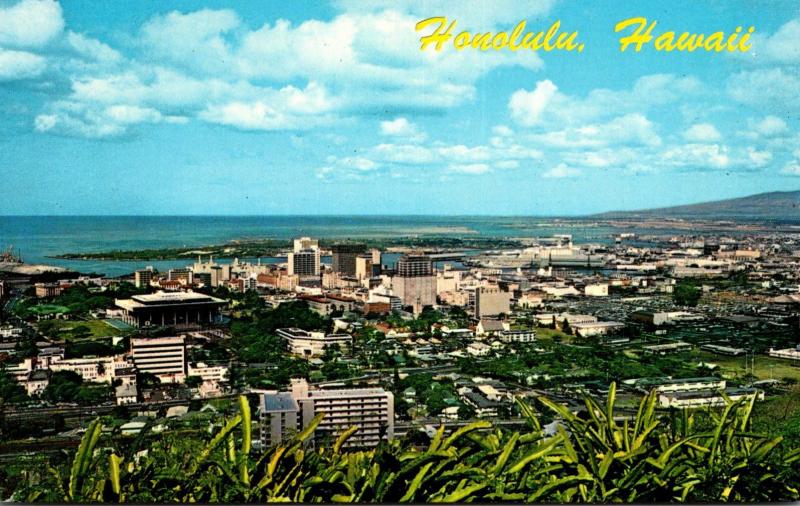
(1, 0, 799, 215)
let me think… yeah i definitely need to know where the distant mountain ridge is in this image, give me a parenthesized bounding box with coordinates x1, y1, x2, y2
(595, 190, 800, 220)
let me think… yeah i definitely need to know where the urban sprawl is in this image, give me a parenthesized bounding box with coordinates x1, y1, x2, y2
(1, 230, 799, 461)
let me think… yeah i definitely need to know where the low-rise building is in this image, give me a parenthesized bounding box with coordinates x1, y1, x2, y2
(642, 341, 693, 356)
(571, 321, 625, 337)
(277, 327, 352, 357)
(115, 291, 226, 328)
(498, 329, 536, 343)
(658, 387, 763, 408)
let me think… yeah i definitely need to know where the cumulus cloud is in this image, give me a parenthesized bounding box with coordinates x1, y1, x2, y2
(728, 68, 800, 110)
(447, 163, 491, 175)
(748, 115, 789, 137)
(0, 48, 46, 80)
(781, 160, 800, 176)
(0, 0, 64, 48)
(746, 17, 800, 64)
(683, 123, 722, 143)
(509, 74, 703, 128)
(333, 0, 555, 27)
(66, 31, 122, 63)
(380, 117, 425, 141)
(543, 163, 581, 178)
(527, 114, 662, 149)
(319, 134, 543, 179)
(508, 79, 558, 126)
(15, 1, 551, 139)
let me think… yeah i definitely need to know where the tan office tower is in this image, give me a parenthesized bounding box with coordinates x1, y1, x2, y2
(475, 286, 512, 318)
(392, 254, 436, 309)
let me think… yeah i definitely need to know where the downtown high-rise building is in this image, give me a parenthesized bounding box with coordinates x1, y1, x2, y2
(392, 254, 436, 311)
(330, 243, 365, 277)
(288, 237, 321, 276)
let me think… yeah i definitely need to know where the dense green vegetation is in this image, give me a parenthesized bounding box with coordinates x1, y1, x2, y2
(42, 370, 113, 406)
(11, 387, 800, 503)
(13, 283, 145, 319)
(458, 340, 708, 389)
(225, 301, 334, 389)
(673, 279, 702, 307)
(0, 367, 28, 404)
(52, 237, 524, 261)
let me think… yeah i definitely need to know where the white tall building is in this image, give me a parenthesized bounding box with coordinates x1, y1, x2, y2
(130, 335, 186, 382)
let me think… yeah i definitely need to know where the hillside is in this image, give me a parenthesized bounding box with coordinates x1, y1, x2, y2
(595, 190, 800, 220)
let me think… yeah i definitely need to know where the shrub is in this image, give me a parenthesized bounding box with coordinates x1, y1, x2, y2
(14, 385, 800, 503)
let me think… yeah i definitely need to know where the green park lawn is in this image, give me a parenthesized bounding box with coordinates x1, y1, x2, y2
(40, 319, 122, 340)
(695, 350, 800, 383)
(27, 304, 71, 316)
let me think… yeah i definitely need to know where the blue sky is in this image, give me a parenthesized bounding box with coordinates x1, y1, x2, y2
(0, 0, 798, 215)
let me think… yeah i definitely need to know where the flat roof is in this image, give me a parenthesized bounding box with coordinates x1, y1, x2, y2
(261, 393, 298, 412)
(132, 291, 225, 304)
(116, 291, 226, 311)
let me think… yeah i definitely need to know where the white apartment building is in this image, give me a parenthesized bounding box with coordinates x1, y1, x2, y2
(259, 379, 394, 450)
(498, 329, 536, 343)
(130, 335, 186, 382)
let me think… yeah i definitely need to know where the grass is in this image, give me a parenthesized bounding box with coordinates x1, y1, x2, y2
(694, 351, 800, 382)
(28, 304, 71, 315)
(44, 320, 122, 339)
(535, 327, 573, 343)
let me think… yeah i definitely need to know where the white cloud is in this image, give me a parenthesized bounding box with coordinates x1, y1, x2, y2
(436, 144, 491, 163)
(333, 0, 555, 27)
(781, 160, 800, 176)
(0, 0, 64, 48)
(492, 125, 513, 137)
(661, 143, 731, 170)
(380, 117, 425, 141)
(0, 48, 46, 80)
(747, 18, 800, 64)
(447, 163, 490, 175)
(528, 114, 662, 149)
(748, 115, 789, 137)
(22, 4, 552, 138)
(728, 68, 800, 110)
(371, 143, 435, 164)
(135, 8, 544, 113)
(66, 31, 121, 63)
(747, 147, 772, 167)
(509, 79, 558, 126)
(104, 105, 162, 124)
(683, 123, 722, 143)
(33, 113, 56, 132)
(543, 163, 581, 178)
(140, 8, 240, 75)
(509, 74, 703, 128)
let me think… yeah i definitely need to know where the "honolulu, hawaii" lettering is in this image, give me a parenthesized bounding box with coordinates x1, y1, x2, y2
(416, 16, 754, 54)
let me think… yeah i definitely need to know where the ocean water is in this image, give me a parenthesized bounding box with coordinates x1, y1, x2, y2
(0, 215, 729, 277)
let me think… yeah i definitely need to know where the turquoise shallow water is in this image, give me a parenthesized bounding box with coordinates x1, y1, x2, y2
(0, 215, 745, 277)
